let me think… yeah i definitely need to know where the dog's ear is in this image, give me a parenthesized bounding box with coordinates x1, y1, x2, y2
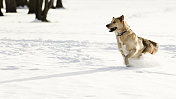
(119, 15, 124, 22)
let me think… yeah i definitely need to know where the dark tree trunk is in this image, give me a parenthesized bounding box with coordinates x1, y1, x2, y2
(0, 0, 3, 16)
(28, 0, 43, 14)
(35, 0, 53, 22)
(28, 0, 36, 14)
(42, 0, 51, 21)
(0, 8, 3, 16)
(41, 0, 49, 21)
(35, 0, 42, 20)
(16, 0, 28, 7)
(50, 0, 55, 9)
(0, 0, 3, 8)
(5, 0, 17, 13)
(56, 0, 63, 8)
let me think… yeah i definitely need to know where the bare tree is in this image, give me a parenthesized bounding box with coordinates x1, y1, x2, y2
(28, 0, 36, 14)
(50, 0, 55, 9)
(0, 0, 3, 16)
(35, 0, 42, 20)
(56, 0, 63, 8)
(0, 0, 3, 8)
(28, 0, 43, 14)
(0, 9, 3, 16)
(16, 0, 28, 7)
(5, 0, 17, 13)
(35, 0, 54, 22)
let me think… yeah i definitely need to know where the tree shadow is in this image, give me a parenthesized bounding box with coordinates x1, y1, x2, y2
(0, 66, 128, 84)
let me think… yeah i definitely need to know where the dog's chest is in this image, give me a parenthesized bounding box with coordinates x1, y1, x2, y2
(117, 37, 129, 56)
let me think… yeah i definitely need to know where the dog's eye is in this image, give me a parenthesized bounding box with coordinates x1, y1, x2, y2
(113, 22, 116, 23)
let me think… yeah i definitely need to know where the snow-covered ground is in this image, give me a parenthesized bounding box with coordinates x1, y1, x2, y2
(0, 0, 176, 98)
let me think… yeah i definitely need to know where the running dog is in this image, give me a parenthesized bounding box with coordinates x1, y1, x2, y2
(106, 15, 159, 66)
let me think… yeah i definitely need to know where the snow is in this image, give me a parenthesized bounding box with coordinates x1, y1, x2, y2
(0, 0, 176, 98)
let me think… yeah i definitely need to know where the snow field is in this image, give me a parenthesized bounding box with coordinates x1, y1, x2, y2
(0, 0, 176, 98)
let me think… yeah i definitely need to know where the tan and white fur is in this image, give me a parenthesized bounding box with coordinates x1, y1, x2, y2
(106, 15, 158, 66)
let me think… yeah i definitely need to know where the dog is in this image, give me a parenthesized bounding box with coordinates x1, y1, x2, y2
(106, 15, 159, 66)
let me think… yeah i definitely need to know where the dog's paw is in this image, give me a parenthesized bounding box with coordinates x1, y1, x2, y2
(126, 64, 133, 67)
(125, 57, 129, 65)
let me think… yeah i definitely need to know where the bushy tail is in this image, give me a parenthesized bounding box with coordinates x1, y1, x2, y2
(149, 40, 159, 54)
(141, 37, 159, 54)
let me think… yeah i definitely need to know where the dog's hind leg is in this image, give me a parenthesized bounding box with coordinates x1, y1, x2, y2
(125, 49, 136, 66)
(136, 47, 145, 58)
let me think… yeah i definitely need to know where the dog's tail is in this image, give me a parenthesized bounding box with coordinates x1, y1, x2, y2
(140, 37, 159, 54)
(149, 40, 159, 54)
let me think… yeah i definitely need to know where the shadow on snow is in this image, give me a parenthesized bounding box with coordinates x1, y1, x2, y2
(0, 66, 127, 84)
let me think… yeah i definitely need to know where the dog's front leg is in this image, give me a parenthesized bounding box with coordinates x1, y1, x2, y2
(119, 50, 125, 58)
(117, 42, 125, 58)
(125, 49, 136, 66)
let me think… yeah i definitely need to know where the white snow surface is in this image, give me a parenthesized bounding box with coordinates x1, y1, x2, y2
(0, 0, 176, 99)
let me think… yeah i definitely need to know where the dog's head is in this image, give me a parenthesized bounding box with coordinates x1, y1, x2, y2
(106, 15, 124, 32)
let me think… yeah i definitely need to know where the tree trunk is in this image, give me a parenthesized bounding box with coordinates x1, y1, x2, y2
(16, 0, 28, 7)
(41, 0, 49, 21)
(56, 0, 63, 8)
(0, 8, 3, 16)
(0, 0, 3, 8)
(0, 0, 3, 16)
(28, 0, 38, 14)
(35, 0, 42, 20)
(35, 0, 53, 22)
(50, 0, 55, 9)
(28, 0, 43, 14)
(5, 0, 17, 13)
(42, 0, 53, 21)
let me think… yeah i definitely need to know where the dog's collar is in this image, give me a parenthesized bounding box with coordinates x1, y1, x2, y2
(117, 30, 127, 36)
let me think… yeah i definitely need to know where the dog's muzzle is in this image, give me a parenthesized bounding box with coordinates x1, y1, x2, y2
(106, 24, 110, 28)
(109, 27, 117, 32)
(106, 24, 117, 32)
